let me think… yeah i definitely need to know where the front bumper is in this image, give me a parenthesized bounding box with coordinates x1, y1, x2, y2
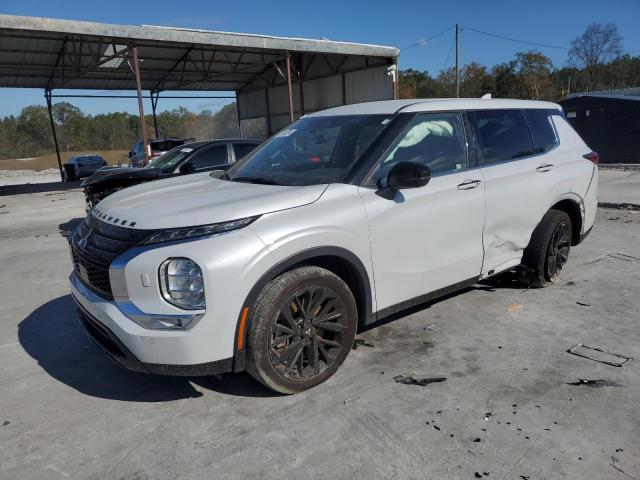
(70, 272, 234, 376)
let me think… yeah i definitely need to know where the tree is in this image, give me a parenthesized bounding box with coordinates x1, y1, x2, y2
(398, 69, 442, 98)
(569, 23, 623, 68)
(515, 51, 553, 100)
(492, 61, 523, 98)
(460, 62, 493, 98)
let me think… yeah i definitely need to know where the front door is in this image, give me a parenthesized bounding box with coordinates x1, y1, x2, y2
(359, 111, 485, 313)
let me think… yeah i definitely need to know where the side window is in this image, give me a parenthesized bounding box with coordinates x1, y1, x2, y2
(523, 109, 559, 153)
(187, 145, 228, 169)
(470, 110, 534, 165)
(379, 112, 468, 178)
(233, 143, 257, 161)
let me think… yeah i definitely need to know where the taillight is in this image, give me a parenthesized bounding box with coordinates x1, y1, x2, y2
(583, 151, 599, 164)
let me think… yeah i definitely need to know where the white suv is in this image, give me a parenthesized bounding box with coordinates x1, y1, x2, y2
(69, 99, 598, 393)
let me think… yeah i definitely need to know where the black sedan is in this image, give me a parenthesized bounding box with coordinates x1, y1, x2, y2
(82, 139, 261, 208)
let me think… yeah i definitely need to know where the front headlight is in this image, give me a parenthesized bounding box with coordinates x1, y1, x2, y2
(142, 216, 259, 245)
(159, 258, 205, 310)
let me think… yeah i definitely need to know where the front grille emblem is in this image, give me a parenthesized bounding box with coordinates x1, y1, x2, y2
(78, 227, 93, 249)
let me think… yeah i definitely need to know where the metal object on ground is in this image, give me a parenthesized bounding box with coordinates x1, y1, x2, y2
(393, 374, 447, 386)
(567, 344, 632, 367)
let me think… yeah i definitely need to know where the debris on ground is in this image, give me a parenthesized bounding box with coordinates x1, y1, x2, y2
(393, 373, 447, 386)
(567, 344, 632, 367)
(566, 378, 623, 388)
(608, 252, 640, 262)
(507, 303, 523, 312)
(610, 455, 637, 480)
(598, 201, 640, 211)
(351, 338, 375, 350)
(576, 301, 591, 306)
(2, 420, 10, 426)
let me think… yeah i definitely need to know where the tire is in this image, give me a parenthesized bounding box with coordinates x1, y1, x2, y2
(521, 209, 572, 288)
(246, 266, 358, 394)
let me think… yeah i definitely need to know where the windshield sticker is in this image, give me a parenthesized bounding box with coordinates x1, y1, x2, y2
(180, 148, 194, 153)
(275, 129, 296, 137)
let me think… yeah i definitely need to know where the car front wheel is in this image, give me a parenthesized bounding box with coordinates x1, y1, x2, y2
(246, 266, 357, 394)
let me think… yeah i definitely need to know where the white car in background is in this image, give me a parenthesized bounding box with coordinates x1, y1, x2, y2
(69, 98, 598, 394)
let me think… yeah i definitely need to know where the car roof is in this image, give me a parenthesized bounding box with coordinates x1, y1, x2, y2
(305, 98, 561, 117)
(180, 139, 261, 149)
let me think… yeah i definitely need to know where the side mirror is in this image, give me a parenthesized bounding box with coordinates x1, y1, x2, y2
(376, 161, 431, 200)
(179, 162, 197, 174)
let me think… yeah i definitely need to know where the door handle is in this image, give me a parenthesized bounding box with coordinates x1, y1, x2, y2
(536, 163, 554, 172)
(457, 179, 481, 190)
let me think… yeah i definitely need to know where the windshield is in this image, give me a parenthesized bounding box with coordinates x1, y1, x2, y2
(146, 146, 195, 171)
(227, 115, 392, 186)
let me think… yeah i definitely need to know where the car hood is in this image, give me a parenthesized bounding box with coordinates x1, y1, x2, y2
(82, 166, 162, 187)
(93, 172, 328, 229)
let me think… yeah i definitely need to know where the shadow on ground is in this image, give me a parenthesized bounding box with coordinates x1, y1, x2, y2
(0, 180, 81, 196)
(18, 295, 275, 401)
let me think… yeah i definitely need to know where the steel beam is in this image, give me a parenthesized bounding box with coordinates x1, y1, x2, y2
(285, 52, 294, 123)
(131, 44, 149, 164)
(44, 89, 64, 181)
(150, 90, 160, 138)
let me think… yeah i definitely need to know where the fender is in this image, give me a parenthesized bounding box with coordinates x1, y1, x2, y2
(231, 246, 372, 372)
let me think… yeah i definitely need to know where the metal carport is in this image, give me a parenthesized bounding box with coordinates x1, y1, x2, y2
(0, 14, 398, 177)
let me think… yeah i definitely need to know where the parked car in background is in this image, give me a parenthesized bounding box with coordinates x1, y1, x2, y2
(69, 98, 598, 394)
(62, 155, 107, 181)
(82, 139, 260, 208)
(129, 137, 192, 167)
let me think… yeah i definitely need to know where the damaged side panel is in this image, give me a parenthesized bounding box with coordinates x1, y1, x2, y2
(479, 157, 561, 275)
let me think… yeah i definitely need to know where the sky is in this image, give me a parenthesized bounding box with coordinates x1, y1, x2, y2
(1, 0, 639, 116)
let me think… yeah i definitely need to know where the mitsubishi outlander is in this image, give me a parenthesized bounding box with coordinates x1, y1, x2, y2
(69, 99, 598, 393)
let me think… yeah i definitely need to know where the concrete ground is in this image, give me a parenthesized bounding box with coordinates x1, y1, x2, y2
(1, 173, 639, 479)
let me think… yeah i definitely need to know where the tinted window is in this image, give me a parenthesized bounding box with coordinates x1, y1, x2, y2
(470, 110, 534, 165)
(188, 145, 228, 169)
(377, 112, 468, 179)
(524, 109, 558, 153)
(233, 143, 257, 161)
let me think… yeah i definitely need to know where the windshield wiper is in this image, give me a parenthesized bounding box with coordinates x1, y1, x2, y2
(231, 176, 281, 185)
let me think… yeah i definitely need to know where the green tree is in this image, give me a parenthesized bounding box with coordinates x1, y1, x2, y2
(515, 51, 554, 100)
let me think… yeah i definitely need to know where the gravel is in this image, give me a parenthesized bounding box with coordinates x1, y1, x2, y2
(0, 168, 60, 177)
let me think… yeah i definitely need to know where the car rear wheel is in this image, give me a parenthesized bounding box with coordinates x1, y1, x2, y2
(521, 209, 572, 288)
(246, 266, 357, 394)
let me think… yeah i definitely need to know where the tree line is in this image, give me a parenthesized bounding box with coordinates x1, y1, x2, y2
(400, 22, 638, 99)
(1, 23, 636, 160)
(0, 102, 264, 160)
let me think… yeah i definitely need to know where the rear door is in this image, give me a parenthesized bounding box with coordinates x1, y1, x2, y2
(470, 109, 561, 275)
(359, 111, 485, 312)
(183, 144, 230, 172)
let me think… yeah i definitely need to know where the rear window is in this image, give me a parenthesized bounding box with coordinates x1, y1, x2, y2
(470, 110, 534, 165)
(524, 109, 559, 153)
(78, 156, 104, 164)
(233, 143, 258, 161)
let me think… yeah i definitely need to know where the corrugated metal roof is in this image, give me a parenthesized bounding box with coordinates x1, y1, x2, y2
(0, 14, 398, 92)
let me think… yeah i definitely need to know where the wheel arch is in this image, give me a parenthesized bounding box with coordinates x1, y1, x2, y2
(231, 246, 372, 372)
(550, 197, 582, 246)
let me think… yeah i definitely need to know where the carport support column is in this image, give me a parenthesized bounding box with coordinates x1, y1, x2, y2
(44, 89, 64, 181)
(285, 52, 294, 123)
(131, 44, 149, 165)
(150, 90, 160, 139)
